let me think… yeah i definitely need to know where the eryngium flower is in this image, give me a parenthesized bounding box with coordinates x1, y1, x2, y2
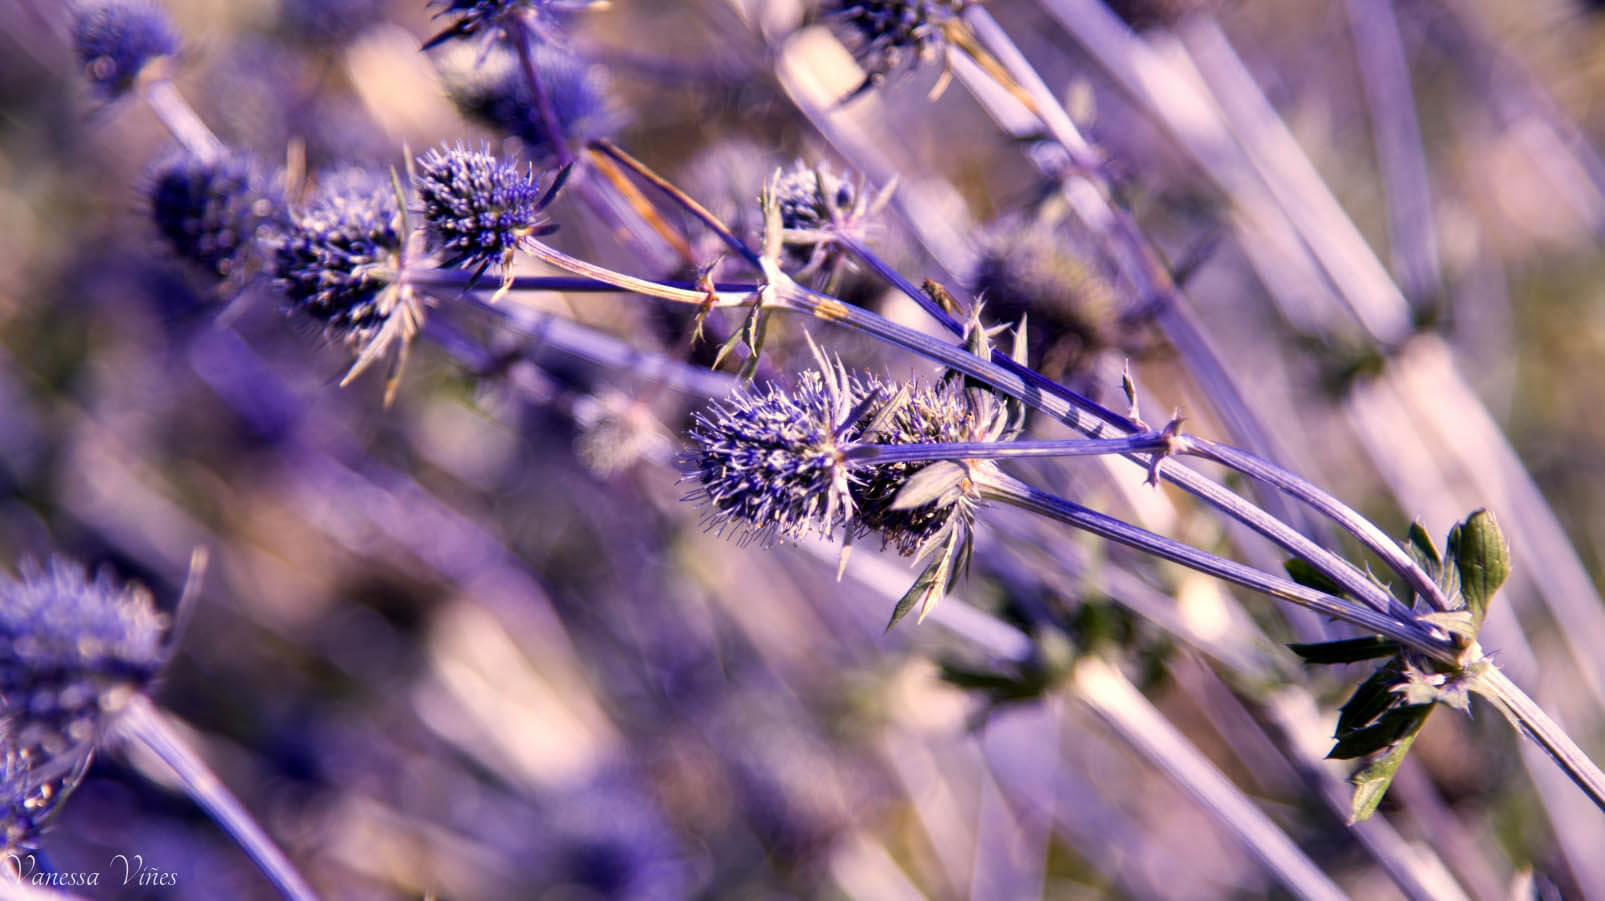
(772, 160, 888, 281)
(970, 219, 1122, 376)
(822, 0, 958, 89)
(272, 169, 403, 343)
(852, 378, 1001, 556)
(440, 44, 618, 165)
(415, 143, 555, 278)
(0, 560, 168, 768)
(71, 0, 180, 99)
(423, 0, 604, 49)
(687, 365, 992, 552)
(148, 149, 281, 279)
(687, 366, 864, 547)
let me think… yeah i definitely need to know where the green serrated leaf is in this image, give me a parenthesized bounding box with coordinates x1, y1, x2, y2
(1328, 703, 1433, 760)
(937, 662, 1025, 694)
(1404, 522, 1441, 581)
(1451, 509, 1509, 631)
(1282, 559, 1349, 598)
(1336, 660, 1403, 736)
(712, 309, 753, 371)
(1349, 724, 1425, 823)
(890, 462, 967, 511)
(1288, 636, 1401, 665)
(736, 307, 770, 381)
(887, 553, 947, 632)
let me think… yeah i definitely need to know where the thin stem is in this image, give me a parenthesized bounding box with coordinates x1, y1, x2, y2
(1181, 436, 1449, 614)
(114, 696, 316, 901)
(509, 21, 574, 170)
(140, 79, 223, 161)
(1476, 666, 1605, 813)
(844, 434, 1170, 465)
(975, 470, 1453, 658)
(1072, 657, 1348, 901)
(410, 270, 756, 295)
(587, 138, 764, 269)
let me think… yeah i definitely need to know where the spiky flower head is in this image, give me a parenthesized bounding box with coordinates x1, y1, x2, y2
(272, 168, 405, 344)
(424, 0, 604, 49)
(438, 43, 618, 165)
(71, 0, 180, 99)
(771, 160, 891, 284)
(0, 560, 168, 774)
(414, 142, 558, 281)
(687, 361, 994, 554)
(148, 149, 282, 280)
(970, 219, 1123, 376)
(822, 0, 960, 92)
(686, 363, 869, 547)
(853, 377, 1002, 557)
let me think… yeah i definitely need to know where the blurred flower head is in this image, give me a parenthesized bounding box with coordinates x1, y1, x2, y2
(0, 560, 168, 771)
(772, 160, 891, 285)
(438, 43, 621, 165)
(71, 0, 180, 99)
(821, 0, 959, 92)
(272, 168, 406, 346)
(148, 149, 283, 281)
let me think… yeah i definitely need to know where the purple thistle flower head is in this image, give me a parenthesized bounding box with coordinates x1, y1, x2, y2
(686, 364, 868, 548)
(0, 560, 168, 770)
(771, 160, 890, 283)
(271, 169, 404, 344)
(686, 362, 993, 554)
(148, 149, 283, 280)
(821, 0, 958, 93)
(439, 44, 619, 166)
(71, 0, 180, 99)
(414, 142, 560, 280)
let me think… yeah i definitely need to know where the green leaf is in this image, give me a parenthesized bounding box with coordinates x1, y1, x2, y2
(1349, 725, 1425, 823)
(1449, 509, 1509, 630)
(1288, 636, 1401, 665)
(938, 662, 1025, 694)
(1336, 660, 1403, 736)
(1403, 522, 1441, 582)
(887, 553, 948, 632)
(712, 307, 755, 371)
(1282, 559, 1349, 598)
(1328, 704, 1433, 760)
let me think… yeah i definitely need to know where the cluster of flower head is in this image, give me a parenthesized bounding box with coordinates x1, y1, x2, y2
(271, 169, 405, 346)
(822, 0, 961, 90)
(687, 362, 1005, 555)
(0, 561, 168, 795)
(71, 0, 179, 99)
(415, 142, 557, 281)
